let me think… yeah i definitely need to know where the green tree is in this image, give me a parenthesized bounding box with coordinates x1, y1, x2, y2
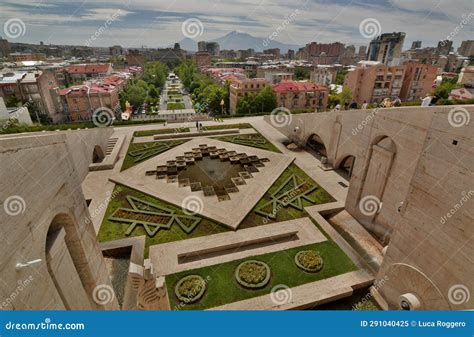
(255, 86, 277, 113)
(335, 69, 348, 85)
(294, 68, 310, 80)
(338, 86, 352, 107)
(434, 77, 458, 100)
(125, 85, 147, 108)
(143, 62, 168, 88)
(148, 85, 159, 100)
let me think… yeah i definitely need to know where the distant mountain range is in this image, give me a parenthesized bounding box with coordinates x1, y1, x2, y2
(177, 31, 300, 53)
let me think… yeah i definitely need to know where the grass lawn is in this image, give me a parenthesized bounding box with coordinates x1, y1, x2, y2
(120, 139, 189, 171)
(98, 185, 229, 258)
(166, 241, 357, 310)
(215, 132, 281, 153)
(239, 163, 335, 229)
(203, 123, 253, 130)
(133, 127, 190, 137)
(167, 102, 186, 110)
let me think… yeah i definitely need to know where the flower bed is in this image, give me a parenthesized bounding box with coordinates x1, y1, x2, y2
(235, 260, 271, 289)
(294, 250, 324, 273)
(174, 275, 207, 303)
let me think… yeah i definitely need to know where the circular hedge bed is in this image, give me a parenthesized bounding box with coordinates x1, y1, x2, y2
(174, 275, 207, 303)
(235, 260, 271, 289)
(295, 250, 324, 273)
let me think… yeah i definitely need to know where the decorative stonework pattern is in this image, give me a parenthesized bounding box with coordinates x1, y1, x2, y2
(109, 196, 201, 237)
(255, 174, 318, 219)
(145, 144, 270, 202)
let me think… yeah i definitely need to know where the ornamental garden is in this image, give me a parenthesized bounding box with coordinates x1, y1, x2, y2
(97, 121, 376, 310)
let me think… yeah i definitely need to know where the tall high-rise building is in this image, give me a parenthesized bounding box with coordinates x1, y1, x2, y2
(197, 41, 207, 52)
(0, 36, 11, 57)
(437, 40, 452, 55)
(367, 32, 406, 66)
(458, 40, 474, 57)
(197, 41, 220, 56)
(357, 45, 367, 61)
(411, 40, 422, 49)
(287, 49, 295, 60)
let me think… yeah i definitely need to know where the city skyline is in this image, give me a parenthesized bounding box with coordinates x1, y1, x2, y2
(0, 0, 472, 49)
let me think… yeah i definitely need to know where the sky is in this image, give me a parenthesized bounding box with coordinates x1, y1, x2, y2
(0, 0, 472, 50)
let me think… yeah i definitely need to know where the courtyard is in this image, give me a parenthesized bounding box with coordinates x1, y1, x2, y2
(85, 114, 376, 310)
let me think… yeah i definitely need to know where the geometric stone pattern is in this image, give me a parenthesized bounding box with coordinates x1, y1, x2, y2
(145, 144, 270, 202)
(109, 196, 201, 237)
(223, 134, 269, 149)
(255, 174, 318, 219)
(110, 137, 295, 229)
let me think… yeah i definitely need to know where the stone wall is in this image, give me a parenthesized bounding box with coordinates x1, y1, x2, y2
(0, 130, 118, 310)
(265, 105, 473, 309)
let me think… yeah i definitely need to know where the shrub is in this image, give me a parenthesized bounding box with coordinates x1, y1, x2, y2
(235, 260, 271, 289)
(294, 250, 324, 273)
(174, 275, 207, 303)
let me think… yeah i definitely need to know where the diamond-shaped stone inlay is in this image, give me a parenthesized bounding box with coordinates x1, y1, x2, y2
(145, 144, 269, 202)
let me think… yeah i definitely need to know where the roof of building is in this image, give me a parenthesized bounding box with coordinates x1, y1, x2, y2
(0, 71, 27, 85)
(273, 80, 327, 93)
(61, 63, 111, 74)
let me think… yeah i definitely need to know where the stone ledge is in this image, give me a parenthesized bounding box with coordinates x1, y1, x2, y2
(149, 217, 326, 276)
(89, 134, 126, 171)
(153, 129, 240, 140)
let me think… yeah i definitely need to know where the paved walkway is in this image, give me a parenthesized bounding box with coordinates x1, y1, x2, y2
(85, 116, 350, 233)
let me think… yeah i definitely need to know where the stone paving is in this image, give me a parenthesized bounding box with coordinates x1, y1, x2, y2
(81, 116, 379, 310)
(149, 217, 326, 276)
(109, 137, 295, 229)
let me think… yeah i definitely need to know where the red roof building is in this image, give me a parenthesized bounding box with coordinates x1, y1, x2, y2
(273, 80, 329, 111)
(59, 74, 122, 122)
(56, 63, 113, 86)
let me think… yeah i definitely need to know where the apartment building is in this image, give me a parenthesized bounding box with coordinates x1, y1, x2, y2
(273, 80, 328, 111)
(344, 62, 406, 104)
(194, 52, 212, 68)
(59, 77, 121, 122)
(367, 32, 405, 66)
(56, 63, 113, 86)
(0, 70, 61, 121)
(399, 62, 438, 101)
(229, 78, 269, 114)
(310, 66, 337, 86)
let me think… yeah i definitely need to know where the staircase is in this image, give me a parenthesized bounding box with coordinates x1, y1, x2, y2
(106, 137, 118, 155)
